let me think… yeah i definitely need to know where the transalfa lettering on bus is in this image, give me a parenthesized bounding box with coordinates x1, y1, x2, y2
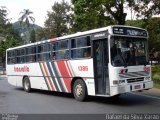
(78, 66, 88, 71)
(14, 66, 29, 72)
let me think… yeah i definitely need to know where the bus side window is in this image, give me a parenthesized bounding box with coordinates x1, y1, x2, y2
(77, 37, 88, 47)
(25, 47, 29, 62)
(20, 49, 25, 63)
(71, 39, 76, 58)
(38, 45, 42, 53)
(71, 39, 76, 48)
(56, 40, 69, 60)
(37, 45, 43, 61)
(24, 46, 37, 63)
(52, 43, 56, 51)
(44, 43, 50, 52)
(7, 51, 13, 64)
(51, 52, 56, 60)
(51, 43, 56, 60)
(43, 53, 50, 61)
(7, 51, 10, 64)
(71, 36, 91, 59)
(16, 49, 20, 63)
(32, 46, 37, 62)
(41, 44, 51, 61)
(84, 48, 91, 58)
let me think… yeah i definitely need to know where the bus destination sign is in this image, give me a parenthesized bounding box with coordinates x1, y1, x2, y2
(113, 27, 147, 37)
(91, 32, 108, 40)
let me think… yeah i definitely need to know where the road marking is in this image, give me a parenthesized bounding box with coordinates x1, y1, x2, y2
(131, 92, 160, 100)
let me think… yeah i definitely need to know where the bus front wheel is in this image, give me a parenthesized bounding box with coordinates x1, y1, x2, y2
(23, 77, 31, 92)
(73, 79, 88, 101)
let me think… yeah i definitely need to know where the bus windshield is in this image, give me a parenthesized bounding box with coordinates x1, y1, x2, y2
(111, 36, 149, 67)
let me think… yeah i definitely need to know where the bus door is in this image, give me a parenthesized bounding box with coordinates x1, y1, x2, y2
(92, 39, 110, 95)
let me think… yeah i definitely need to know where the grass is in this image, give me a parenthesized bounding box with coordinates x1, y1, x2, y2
(152, 66, 160, 89)
(154, 83, 160, 89)
(152, 77, 160, 89)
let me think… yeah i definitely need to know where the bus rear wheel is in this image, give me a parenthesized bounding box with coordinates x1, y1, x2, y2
(23, 77, 31, 92)
(73, 79, 88, 101)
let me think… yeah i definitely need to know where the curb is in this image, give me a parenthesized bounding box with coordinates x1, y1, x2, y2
(138, 88, 160, 98)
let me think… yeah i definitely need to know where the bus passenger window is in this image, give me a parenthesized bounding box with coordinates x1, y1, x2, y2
(84, 48, 91, 58)
(77, 37, 87, 47)
(71, 39, 76, 48)
(44, 53, 50, 61)
(38, 45, 42, 53)
(52, 56, 56, 60)
(71, 50, 77, 58)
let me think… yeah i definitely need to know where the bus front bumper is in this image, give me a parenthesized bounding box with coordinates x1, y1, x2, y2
(110, 81, 153, 96)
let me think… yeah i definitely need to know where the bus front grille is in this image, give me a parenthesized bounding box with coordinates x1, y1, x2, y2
(119, 71, 149, 78)
(127, 77, 144, 83)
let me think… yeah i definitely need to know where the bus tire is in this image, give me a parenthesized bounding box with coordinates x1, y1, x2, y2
(23, 77, 31, 92)
(73, 79, 88, 101)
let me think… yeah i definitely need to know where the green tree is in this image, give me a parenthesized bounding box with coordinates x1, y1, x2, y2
(72, 0, 114, 31)
(0, 35, 20, 67)
(0, 6, 10, 34)
(0, 6, 9, 26)
(19, 9, 35, 43)
(134, 0, 160, 21)
(35, 28, 47, 41)
(126, 19, 145, 28)
(72, 0, 137, 31)
(146, 18, 160, 53)
(19, 9, 35, 27)
(0, 6, 21, 69)
(44, 0, 72, 38)
(30, 29, 36, 43)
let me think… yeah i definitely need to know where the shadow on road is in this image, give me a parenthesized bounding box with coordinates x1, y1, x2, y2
(88, 93, 154, 106)
(14, 87, 154, 106)
(14, 87, 74, 99)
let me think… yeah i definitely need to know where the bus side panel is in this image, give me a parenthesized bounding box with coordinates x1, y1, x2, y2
(7, 76, 21, 87)
(6, 63, 48, 90)
(69, 59, 94, 77)
(6, 59, 96, 95)
(69, 59, 95, 96)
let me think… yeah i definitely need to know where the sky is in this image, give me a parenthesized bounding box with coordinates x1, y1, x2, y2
(0, 0, 141, 27)
(1, 0, 70, 27)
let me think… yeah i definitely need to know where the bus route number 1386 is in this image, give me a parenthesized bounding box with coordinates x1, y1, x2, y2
(78, 66, 88, 71)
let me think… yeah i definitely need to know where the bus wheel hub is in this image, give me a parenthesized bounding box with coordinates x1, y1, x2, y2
(75, 84, 83, 97)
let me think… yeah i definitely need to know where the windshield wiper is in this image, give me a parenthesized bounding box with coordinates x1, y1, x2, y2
(121, 56, 127, 68)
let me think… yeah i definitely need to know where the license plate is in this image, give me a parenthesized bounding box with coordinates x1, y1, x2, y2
(134, 84, 141, 90)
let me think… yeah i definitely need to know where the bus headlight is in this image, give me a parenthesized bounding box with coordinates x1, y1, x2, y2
(144, 77, 151, 81)
(119, 80, 125, 84)
(113, 80, 119, 85)
(113, 80, 125, 85)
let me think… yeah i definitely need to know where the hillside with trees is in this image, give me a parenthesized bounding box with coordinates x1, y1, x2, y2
(12, 21, 42, 43)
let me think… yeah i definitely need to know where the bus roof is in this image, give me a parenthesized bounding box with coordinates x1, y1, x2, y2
(7, 25, 147, 51)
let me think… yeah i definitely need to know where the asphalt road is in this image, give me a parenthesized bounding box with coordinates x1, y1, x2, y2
(0, 76, 160, 119)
